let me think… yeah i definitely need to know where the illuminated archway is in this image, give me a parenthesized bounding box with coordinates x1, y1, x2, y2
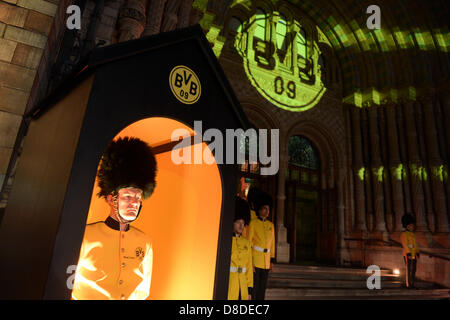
(76, 117, 223, 300)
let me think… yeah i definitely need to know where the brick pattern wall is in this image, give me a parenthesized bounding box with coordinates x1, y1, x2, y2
(0, 0, 58, 198)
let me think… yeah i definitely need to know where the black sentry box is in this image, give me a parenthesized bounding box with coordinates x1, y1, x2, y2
(0, 25, 250, 300)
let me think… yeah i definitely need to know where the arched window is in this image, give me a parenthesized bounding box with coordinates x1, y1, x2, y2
(288, 136, 319, 170)
(239, 129, 259, 174)
(276, 15, 287, 50)
(254, 8, 266, 41)
(229, 16, 242, 33)
(296, 27, 307, 59)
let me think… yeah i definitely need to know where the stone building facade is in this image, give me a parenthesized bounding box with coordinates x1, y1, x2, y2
(0, 0, 449, 287)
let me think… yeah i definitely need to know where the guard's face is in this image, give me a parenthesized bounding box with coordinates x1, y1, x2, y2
(117, 187, 143, 221)
(258, 205, 270, 219)
(233, 219, 245, 235)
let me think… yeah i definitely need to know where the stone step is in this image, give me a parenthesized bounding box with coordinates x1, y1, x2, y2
(265, 264, 447, 299)
(268, 277, 405, 289)
(269, 271, 399, 282)
(269, 264, 401, 282)
(272, 263, 397, 276)
(265, 288, 450, 300)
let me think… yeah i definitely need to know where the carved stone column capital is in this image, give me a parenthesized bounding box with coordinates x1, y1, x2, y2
(118, 0, 147, 42)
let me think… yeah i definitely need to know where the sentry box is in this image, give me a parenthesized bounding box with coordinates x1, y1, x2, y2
(0, 25, 251, 300)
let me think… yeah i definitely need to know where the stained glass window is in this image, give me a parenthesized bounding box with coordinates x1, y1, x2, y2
(297, 28, 307, 59)
(276, 15, 287, 50)
(254, 9, 266, 41)
(288, 136, 319, 170)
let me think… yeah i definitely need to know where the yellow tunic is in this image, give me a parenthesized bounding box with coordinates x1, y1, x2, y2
(401, 230, 419, 258)
(228, 235, 253, 300)
(72, 220, 153, 300)
(250, 209, 257, 221)
(248, 217, 275, 269)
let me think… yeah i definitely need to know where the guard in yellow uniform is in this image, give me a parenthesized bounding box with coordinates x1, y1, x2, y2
(242, 187, 260, 239)
(400, 213, 420, 289)
(228, 197, 253, 300)
(248, 191, 275, 300)
(72, 137, 157, 300)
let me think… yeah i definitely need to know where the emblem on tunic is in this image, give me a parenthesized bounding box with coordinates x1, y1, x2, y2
(135, 247, 145, 260)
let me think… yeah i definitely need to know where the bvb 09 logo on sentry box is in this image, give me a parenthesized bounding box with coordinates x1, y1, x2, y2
(169, 65, 201, 104)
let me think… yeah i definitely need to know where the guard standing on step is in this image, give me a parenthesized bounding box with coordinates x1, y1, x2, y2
(400, 213, 420, 289)
(228, 197, 253, 300)
(248, 191, 275, 300)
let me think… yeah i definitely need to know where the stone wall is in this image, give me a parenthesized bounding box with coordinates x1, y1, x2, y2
(0, 0, 58, 204)
(346, 243, 450, 288)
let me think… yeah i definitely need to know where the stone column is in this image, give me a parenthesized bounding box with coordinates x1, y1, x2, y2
(276, 152, 290, 263)
(337, 168, 346, 264)
(385, 103, 405, 231)
(368, 106, 387, 232)
(378, 106, 393, 231)
(350, 107, 367, 232)
(177, 0, 193, 29)
(361, 108, 374, 231)
(422, 98, 449, 232)
(403, 101, 429, 231)
(160, 0, 183, 32)
(442, 96, 450, 228)
(117, 0, 147, 42)
(416, 100, 435, 231)
(143, 0, 167, 36)
(397, 102, 413, 215)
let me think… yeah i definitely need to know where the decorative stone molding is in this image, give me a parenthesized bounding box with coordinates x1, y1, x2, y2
(117, 0, 147, 42)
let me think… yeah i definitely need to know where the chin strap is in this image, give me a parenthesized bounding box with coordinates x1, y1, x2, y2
(112, 194, 143, 225)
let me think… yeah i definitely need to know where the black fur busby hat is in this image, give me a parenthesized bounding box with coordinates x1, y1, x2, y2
(97, 137, 157, 199)
(402, 213, 416, 228)
(234, 196, 251, 225)
(254, 191, 273, 214)
(247, 186, 261, 210)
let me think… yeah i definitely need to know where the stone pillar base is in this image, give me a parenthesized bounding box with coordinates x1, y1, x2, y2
(276, 224, 290, 263)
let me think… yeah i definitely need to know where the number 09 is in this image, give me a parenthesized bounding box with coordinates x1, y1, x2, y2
(180, 89, 189, 99)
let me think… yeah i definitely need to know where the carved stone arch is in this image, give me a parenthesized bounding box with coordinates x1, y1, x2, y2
(317, 43, 338, 88)
(241, 101, 281, 130)
(251, 0, 275, 15)
(223, 9, 247, 36)
(361, 34, 380, 88)
(276, 2, 294, 23)
(241, 101, 287, 170)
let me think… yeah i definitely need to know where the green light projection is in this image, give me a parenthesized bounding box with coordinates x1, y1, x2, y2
(357, 164, 446, 182)
(373, 166, 385, 182)
(197, 0, 450, 109)
(358, 167, 366, 181)
(233, 10, 327, 112)
(410, 164, 428, 181)
(432, 165, 448, 182)
(393, 164, 407, 181)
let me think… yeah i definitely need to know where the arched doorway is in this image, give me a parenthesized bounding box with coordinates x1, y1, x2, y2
(286, 136, 321, 264)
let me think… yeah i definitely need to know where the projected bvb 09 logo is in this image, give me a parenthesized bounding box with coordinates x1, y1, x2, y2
(169, 65, 201, 104)
(234, 14, 326, 112)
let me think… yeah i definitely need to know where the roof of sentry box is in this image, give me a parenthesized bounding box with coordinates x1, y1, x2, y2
(27, 24, 252, 130)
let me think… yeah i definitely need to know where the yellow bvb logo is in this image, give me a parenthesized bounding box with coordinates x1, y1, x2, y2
(234, 13, 326, 112)
(169, 65, 201, 104)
